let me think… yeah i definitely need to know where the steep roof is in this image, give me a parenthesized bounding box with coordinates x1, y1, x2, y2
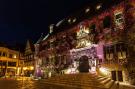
(42, 33, 50, 41)
(52, 0, 123, 34)
(35, 33, 44, 44)
(25, 40, 35, 54)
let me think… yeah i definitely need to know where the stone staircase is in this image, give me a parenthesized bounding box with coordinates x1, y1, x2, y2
(43, 73, 134, 89)
(95, 75, 118, 89)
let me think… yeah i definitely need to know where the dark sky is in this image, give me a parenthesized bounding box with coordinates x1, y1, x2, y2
(0, 0, 91, 45)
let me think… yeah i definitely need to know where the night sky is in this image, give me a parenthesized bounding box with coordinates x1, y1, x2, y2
(0, 0, 91, 45)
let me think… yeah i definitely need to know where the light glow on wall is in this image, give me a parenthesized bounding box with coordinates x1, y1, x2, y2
(77, 24, 89, 38)
(99, 67, 109, 75)
(30, 66, 34, 70)
(13, 54, 17, 58)
(23, 67, 27, 70)
(65, 68, 79, 74)
(96, 42, 104, 60)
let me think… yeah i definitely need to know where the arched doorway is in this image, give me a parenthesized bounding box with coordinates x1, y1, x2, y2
(69, 46, 98, 73)
(78, 55, 90, 73)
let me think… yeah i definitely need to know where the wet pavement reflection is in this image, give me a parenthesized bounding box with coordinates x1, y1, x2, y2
(0, 80, 81, 89)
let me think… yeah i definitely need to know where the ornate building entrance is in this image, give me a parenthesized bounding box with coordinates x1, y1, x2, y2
(69, 45, 98, 73)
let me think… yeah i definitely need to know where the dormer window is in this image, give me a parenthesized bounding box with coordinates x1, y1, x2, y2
(114, 11, 124, 29)
(96, 4, 102, 10)
(103, 16, 111, 28)
(115, 12, 124, 24)
(68, 19, 71, 23)
(89, 24, 96, 34)
(73, 18, 76, 23)
(85, 8, 90, 13)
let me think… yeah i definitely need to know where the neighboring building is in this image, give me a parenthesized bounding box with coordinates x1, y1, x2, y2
(34, 33, 45, 78)
(24, 40, 35, 77)
(36, 0, 135, 85)
(0, 43, 24, 77)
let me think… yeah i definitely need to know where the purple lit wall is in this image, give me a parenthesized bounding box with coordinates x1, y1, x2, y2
(36, 67, 42, 77)
(96, 42, 104, 60)
(70, 45, 97, 60)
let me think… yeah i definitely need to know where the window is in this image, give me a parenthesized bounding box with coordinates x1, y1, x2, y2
(46, 57, 49, 64)
(2, 52, 7, 57)
(111, 71, 117, 81)
(111, 71, 123, 81)
(26, 56, 28, 60)
(31, 55, 33, 59)
(118, 71, 123, 81)
(115, 12, 124, 25)
(50, 42, 54, 48)
(28, 55, 30, 60)
(72, 33, 77, 40)
(116, 14, 121, 19)
(0, 51, 2, 56)
(89, 24, 96, 34)
(9, 54, 13, 58)
(104, 46, 114, 61)
(20, 61, 23, 65)
(103, 16, 111, 28)
(55, 39, 59, 47)
(63, 55, 67, 64)
(8, 62, 16, 67)
(55, 56, 59, 65)
(46, 42, 50, 49)
(2, 62, 6, 66)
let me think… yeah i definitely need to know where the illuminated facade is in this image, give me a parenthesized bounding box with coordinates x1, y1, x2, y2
(37, 0, 135, 84)
(24, 40, 35, 77)
(0, 45, 24, 77)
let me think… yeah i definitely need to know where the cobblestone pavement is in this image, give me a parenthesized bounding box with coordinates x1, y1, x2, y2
(0, 80, 86, 89)
(0, 79, 135, 89)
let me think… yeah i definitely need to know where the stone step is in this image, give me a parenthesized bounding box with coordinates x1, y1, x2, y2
(45, 79, 100, 85)
(44, 74, 108, 89)
(44, 79, 103, 88)
(68, 81, 100, 85)
(100, 78, 111, 84)
(96, 76, 104, 79)
(104, 80, 115, 88)
(110, 82, 119, 89)
(44, 82, 105, 89)
(46, 78, 97, 82)
(97, 77, 108, 81)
